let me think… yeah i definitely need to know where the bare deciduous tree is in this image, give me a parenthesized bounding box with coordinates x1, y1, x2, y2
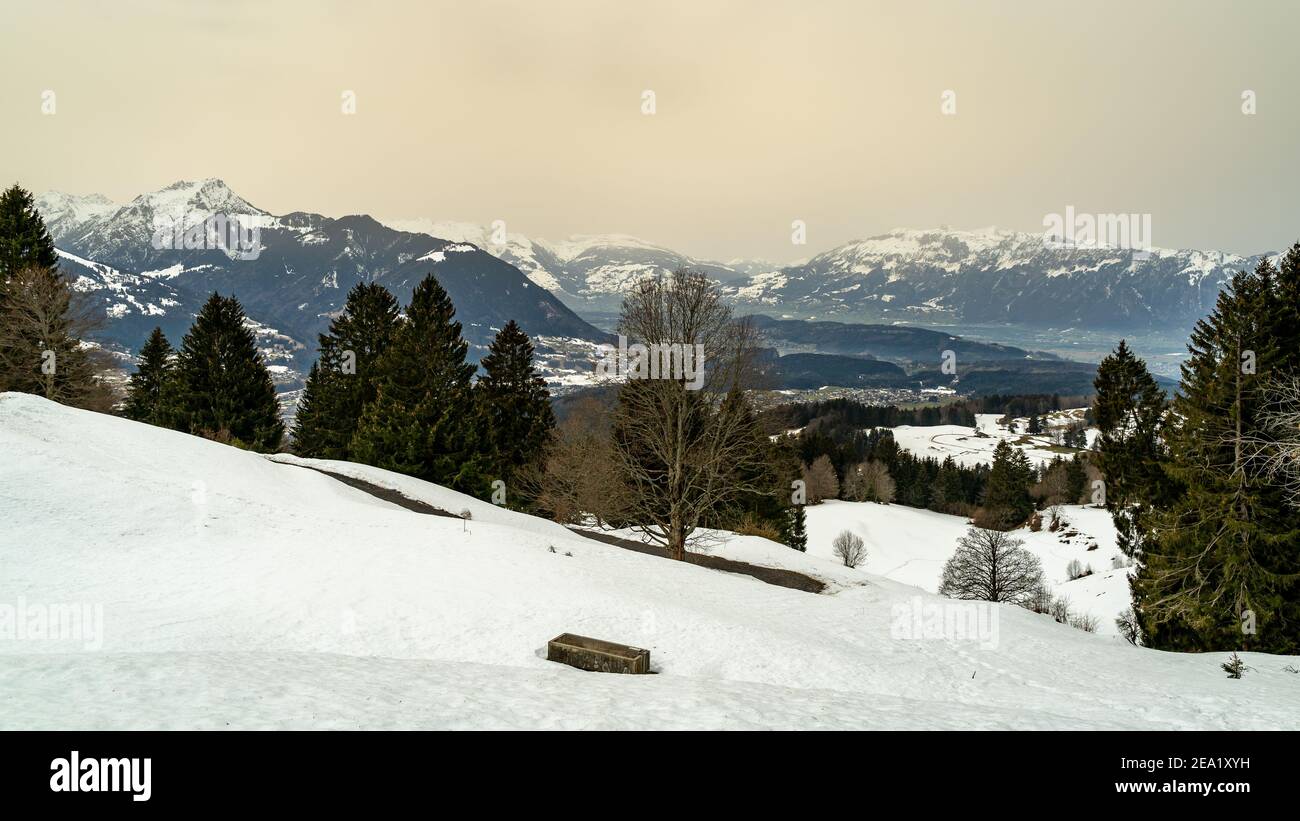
(1252, 375, 1300, 508)
(802, 455, 839, 504)
(610, 269, 768, 561)
(938, 527, 1045, 607)
(831, 529, 867, 568)
(517, 395, 631, 527)
(844, 460, 895, 504)
(0, 264, 119, 410)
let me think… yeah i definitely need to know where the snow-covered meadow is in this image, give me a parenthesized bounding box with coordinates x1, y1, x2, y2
(2, 392, 1296, 730)
(891, 411, 1094, 469)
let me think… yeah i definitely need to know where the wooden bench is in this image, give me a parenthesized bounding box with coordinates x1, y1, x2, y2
(547, 633, 651, 674)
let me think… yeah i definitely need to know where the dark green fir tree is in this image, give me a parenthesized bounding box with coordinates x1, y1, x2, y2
(0, 184, 58, 286)
(784, 504, 808, 552)
(475, 320, 555, 500)
(1092, 339, 1169, 557)
(291, 282, 400, 459)
(1133, 260, 1300, 653)
(171, 293, 284, 451)
(123, 327, 175, 425)
(350, 274, 486, 494)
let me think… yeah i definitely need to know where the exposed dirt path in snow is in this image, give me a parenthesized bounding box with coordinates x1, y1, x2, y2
(570, 528, 826, 594)
(275, 462, 458, 517)
(273, 460, 826, 594)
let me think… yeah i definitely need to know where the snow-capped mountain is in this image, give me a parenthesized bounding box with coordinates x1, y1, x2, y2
(385, 218, 763, 312)
(385, 220, 1270, 334)
(33, 190, 118, 243)
(728, 227, 1267, 333)
(38, 181, 608, 378)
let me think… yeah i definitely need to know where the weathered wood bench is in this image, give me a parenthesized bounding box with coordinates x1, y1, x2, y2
(547, 633, 651, 674)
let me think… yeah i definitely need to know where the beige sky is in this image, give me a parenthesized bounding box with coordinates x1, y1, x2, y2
(2, 0, 1297, 262)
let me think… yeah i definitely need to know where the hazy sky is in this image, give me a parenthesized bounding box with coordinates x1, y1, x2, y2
(2, 0, 1298, 263)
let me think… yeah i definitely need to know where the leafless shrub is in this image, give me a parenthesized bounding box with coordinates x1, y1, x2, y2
(831, 529, 867, 568)
(1048, 595, 1072, 624)
(1069, 612, 1100, 633)
(1115, 607, 1140, 645)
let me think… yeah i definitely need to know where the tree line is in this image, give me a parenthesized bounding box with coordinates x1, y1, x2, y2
(125, 276, 555, 499)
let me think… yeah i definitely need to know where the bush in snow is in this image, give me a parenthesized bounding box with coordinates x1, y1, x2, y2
(831, 530, 867, 568)
(1115, 608, 1140, 645)
(1028, 512, 1042, 532)
(1068, 612, 1099, 633)
(938, 527, 1044, 607)
(1066, 559, 1093, 580)
(1048, 595, 1073, 624)
(1222, 652, 1246, 679)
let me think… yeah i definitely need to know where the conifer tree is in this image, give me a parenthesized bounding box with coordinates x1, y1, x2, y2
(1065, 454, 1088, 504)
(171, 293, 284, 451)
(475, 320, 555, 497)
(981, 440, 1034, 528)
(123, 327, 175, 424)
(1093, 340, 1169, 557)
(0, 185, 58, 286)
(291, 282, 400, 459)
(932, 456, 967, 513)
(350, 275, 486, 494)
(1133, 260, 1300, 653)
(784, 504, 808, 551)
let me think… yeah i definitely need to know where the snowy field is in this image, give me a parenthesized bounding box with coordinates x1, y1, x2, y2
(891, 411, 1095, 469)
(2, 392, 1298, 730)
(802, 501, 1132, 635)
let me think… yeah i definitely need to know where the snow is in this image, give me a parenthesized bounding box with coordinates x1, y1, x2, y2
(803, 500, 1129, 634)
(890, 411, 1089, 469)
(2, 392, 1297, 730)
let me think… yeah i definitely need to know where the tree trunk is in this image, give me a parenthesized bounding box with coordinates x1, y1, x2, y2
(669, 515, 686, 562)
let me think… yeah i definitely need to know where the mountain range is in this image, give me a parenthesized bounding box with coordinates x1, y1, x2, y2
(38, 180, 606, 376)
(386, 220, 1272, 335)
(35, 179, 1267, 398)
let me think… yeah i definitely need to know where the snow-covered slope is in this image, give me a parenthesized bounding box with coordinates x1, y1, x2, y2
(3, 393, 1297, 730)
(804, 501, 1131, 635)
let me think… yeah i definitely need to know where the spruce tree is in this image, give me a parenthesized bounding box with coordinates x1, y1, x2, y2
(0, 185, 58, 285)
(123, 327, 174, 424)
(1065, 454, 1088, 504)
(475, 320, 555, 497)
(1093, 339, 1169, 556)
(982, 440, 1034, 528)
(350, 275, 486, 494)
(1133, 260, 1300, 653)
(291, 282, 400, 459)
(785, 504, 808, 552)
(171, 293, 284, 451)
